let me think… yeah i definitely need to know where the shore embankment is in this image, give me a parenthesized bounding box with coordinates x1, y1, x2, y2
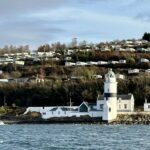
(1, 115, 103, 124)
(110, 112, 150, 125)
(1, 115, 150, 125)
(1, 108, 150, 125)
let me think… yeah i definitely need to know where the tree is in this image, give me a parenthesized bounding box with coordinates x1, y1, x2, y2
(37, 44, 51, 52)
(126, 57, 136, 68)
(79, 40, 87, 48)
(142, 32, 150, 41)
(11, 71, 22, 78)
(82, 89, 93, 101)
(144, 86, 150, 100)
(71, 38, 78, 48)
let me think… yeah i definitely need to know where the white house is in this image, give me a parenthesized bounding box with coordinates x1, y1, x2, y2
(128, 69, 140, 74)
(24, 69, 135, 122)
(117, 94, 134, 112)
(0, 79, 9, 83)
(65, 62, 76, 67)
(87, 61, 98, 66)
(92, 74, 102, 79)
(97, 61, 108, 65)
(126, 48, 135, 52)
(116, 74, 125, 80)
(137, 48, 147, 52)
(76, 61, 87, 66)
(116, 48, 126, 52)
(145, 69, 150, 73)
(109, 61, 119, 64)
(65, 57, 72, 61)
(101, 47, 111, 51)
(144, 100, 150, 112)
(140, 58, 149, 63)
(15, 61, 25, 66)
(119, 60, 126, 64)
(24, 105, 101, 119)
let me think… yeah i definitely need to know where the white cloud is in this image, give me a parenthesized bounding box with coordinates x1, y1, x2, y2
(0, 0, 150, 49)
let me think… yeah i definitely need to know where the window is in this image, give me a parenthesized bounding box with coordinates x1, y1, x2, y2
(43, 112, 46, 115)
(118, 98, 121, 103)
(119, 104, 121, 109)
(109, 107, 111, 112)
(100, 104, 104, 110)
(148, 105, 150, 109)
(58, 111, 60, 115)
(64, 111, 66, 115)
(124, 104, 127, 109)
(110, 74, 113, 78)
(52, 111, 53, 115)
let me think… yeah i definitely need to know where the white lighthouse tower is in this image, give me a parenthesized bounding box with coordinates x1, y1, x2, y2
(103, 69, 117, 121)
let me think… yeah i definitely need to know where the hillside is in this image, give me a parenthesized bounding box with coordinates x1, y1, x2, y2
(0, 37, 150, 107)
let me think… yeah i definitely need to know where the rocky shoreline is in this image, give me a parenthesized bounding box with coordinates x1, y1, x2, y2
(112, 114, 150, 125)
(1, 113, 150, 125)
(1, 116, 103, 124)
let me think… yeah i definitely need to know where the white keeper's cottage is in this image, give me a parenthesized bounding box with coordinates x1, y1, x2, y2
(24, 69, 135, 122)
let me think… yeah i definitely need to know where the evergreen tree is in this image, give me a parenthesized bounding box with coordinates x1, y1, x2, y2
(142, 32, 150, 41)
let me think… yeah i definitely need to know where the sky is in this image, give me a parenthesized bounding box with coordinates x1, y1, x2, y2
(0, 0, 150, 49)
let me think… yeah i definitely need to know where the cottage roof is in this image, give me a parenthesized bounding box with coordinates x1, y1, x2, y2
(79, 101, 89, 108)
(61, 107, 70, 111)
(50, 107, 58, 111)
(97, 94, 132, 100)
(50, 107, 76, 111)
(79, 102, 96, 107)
(117, 94, 132, 100)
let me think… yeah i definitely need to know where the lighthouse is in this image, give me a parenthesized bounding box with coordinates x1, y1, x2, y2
(103, 69, 117, 121)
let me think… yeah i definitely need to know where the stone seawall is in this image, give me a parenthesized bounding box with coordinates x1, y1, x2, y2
(1, 115, 103, 124)
(112, 113, 150, 125)
(1, 112, 150, 124)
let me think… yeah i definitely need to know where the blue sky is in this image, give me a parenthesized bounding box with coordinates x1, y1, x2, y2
(0, 0, 150, 49)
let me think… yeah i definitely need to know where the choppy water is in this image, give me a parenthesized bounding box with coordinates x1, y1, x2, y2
(0, 124, 150, 150)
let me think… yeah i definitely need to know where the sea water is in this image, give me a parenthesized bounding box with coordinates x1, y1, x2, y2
(0, 124, 150, 150)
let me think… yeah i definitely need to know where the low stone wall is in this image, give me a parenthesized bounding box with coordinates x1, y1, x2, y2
(113, 113, 150, 124)
(2, 111, 150, 125)
(1, 115, 103, 124)
(118, 111, 150, 115)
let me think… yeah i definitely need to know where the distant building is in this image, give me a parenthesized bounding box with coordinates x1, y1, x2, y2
(101, 47, 111, 51)
(128, 69, 139, 74)
(145, 69, 150, 73)
(119, 60, 126, 64)
(144, 99, 150, 112)
(0, 79, 9, 83)
(140, 58, 149, 63)
(116, 74, 125, 79)
(65, 62, 76, 67)
(97, 61, 108, 65)
(126, 48, 135, 52)
(92, 74, 102, 79)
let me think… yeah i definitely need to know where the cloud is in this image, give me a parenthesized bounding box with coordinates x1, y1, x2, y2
(135, 13, 150, 22)
(0, 0, 66, 16)
(0, 0, 150, 49)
